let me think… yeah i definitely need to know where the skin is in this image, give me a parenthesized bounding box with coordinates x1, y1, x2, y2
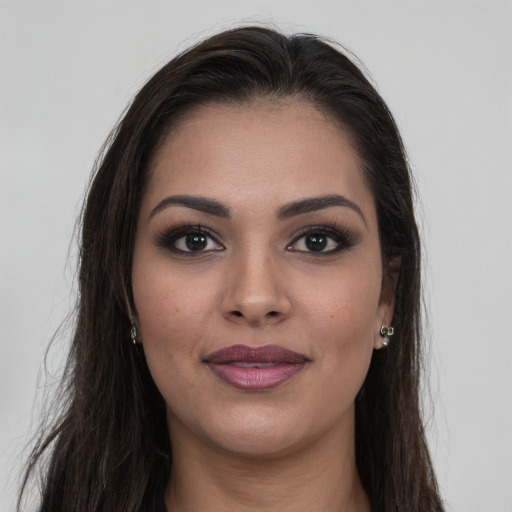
(132, 100, 394, 511)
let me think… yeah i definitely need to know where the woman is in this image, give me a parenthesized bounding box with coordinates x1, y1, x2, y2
(20, 26, 445, 511)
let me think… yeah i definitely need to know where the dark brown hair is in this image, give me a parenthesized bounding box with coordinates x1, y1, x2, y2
(20, 26, 444, 512)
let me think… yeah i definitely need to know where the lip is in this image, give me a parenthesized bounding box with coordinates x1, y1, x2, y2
(204, 344, 308, 391)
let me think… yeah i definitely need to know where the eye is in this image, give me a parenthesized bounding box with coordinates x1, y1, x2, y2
(287, 226, 355, 254)
(174, 232, 222, 252)
(156, 225, 224, 254)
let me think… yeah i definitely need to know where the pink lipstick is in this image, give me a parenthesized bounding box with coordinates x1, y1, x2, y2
(204, 345, 308, 390)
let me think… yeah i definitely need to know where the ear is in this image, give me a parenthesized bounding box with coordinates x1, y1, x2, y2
(374, 255, 401, 350)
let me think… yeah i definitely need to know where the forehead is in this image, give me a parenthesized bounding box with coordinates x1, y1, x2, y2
(142, 100, 375, 220)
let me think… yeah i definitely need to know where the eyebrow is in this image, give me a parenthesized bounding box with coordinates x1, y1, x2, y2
(149, 195, 231, 220)
(277, 195, 367, 225)
(149, 193, 366, 225)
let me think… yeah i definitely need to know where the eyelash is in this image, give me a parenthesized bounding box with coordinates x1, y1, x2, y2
(155, 223, 224, 256)
(287, 224, 357, 255)
(155, 223, 357, 256)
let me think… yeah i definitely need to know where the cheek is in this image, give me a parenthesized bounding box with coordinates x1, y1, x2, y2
(296, 264, 381, 386)
(131, 263, 219, 385)
(299, 261, 381, 337)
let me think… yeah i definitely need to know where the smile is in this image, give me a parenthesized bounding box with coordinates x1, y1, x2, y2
(204, 344, 308, 390)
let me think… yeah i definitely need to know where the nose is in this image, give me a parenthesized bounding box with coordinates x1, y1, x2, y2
(221, 249, 292, 327)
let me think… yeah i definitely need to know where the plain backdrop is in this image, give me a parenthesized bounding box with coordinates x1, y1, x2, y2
(1, 1, 511, 511)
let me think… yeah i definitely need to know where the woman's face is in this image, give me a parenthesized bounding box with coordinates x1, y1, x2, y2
(132, 101, 393, 457)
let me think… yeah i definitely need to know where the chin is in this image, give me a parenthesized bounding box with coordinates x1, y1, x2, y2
(193, 405, 325, 459)
(214, 431, 306, 459)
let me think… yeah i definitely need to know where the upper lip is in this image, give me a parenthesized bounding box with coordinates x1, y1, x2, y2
(204, 344, 308, 364)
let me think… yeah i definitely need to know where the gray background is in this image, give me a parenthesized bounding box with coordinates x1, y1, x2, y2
(1, 1, 511, 511)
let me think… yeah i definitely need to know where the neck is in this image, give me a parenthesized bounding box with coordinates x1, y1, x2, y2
(165, 416, 370, 512)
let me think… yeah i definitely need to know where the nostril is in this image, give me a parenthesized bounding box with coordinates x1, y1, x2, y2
(267, 311, 279, 317)
(232, 311, 243, 317)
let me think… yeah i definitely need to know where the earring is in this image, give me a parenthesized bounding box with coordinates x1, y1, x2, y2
(130, 317, 138, 345)
(380, 325, 394, 347)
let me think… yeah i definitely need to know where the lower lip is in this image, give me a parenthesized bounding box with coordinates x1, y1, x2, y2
(207, 362, 306, 390)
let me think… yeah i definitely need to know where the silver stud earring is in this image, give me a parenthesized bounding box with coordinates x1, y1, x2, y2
(130, 317, 138, 345)
(380, 325, 394, 347)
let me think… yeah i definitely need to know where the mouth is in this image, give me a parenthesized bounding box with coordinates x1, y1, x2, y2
(203, 344, 309, 391)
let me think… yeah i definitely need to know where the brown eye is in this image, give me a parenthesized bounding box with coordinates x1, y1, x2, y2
(156, 225, 224, 255)
(183, 233, 208, 251)
(173, 231, 222, 252)
(287, 226, 356, 255)
(304, 233, 328, 252)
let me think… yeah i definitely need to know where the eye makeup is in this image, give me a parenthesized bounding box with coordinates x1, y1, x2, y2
(154, 223, 224, 256)
(287, 223, 360, 255)
(154, 219, 360, 258)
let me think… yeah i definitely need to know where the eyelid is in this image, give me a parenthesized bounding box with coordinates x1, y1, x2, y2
(155, 223, 225, 254)
(286, 224, 358, 254)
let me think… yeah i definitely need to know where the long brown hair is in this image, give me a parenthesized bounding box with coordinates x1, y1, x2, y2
(20, 26, 444, 512)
